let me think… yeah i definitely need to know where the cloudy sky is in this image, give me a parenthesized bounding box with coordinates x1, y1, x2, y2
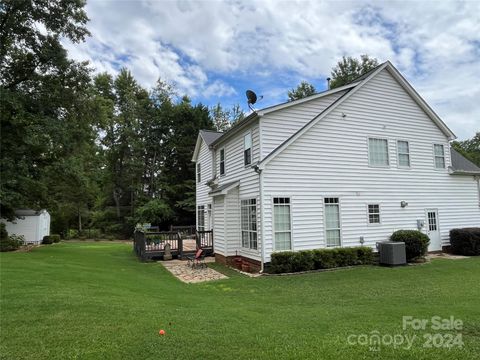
(65, 0, 480, 140)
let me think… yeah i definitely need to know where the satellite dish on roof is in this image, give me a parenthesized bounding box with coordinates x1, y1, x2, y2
(246, 90, 263, 111)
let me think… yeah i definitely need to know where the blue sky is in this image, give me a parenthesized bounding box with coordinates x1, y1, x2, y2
(65, 0, 480, 140)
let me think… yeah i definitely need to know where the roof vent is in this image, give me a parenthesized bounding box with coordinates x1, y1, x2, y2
(326, 77, 331, 90)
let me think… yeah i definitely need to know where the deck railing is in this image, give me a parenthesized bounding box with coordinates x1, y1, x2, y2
(196, 230, 213, 251)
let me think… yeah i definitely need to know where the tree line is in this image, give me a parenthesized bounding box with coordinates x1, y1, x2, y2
(1, 1, 477, 239)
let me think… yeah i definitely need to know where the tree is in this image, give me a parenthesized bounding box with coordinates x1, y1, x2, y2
(288, 81, 316, 101)
(210, 103, 246, 131)
(451, 132, 480, 166)
(0, 0, 94, 220)
(330, 55, 379, 89)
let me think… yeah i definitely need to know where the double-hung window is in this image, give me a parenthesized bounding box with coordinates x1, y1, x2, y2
(273, 197, 291, 250)
(219, 148, 225, 176)
(368, 138, 389, 166)
(324, 198, 341, 247)
(197, 205, 205, 231)
(368, 204, 380, 224)
(241, 199, 257, 249)
(397, 140, 410, 167)
(244, 133, 252, 166)
(196, 163, 201, 183)
(434, 144, 445, 169)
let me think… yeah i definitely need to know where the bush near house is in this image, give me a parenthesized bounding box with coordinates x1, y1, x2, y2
(42, 235, 54, 245)
(269, 246, 374, 274)
(0, 224, 24, 252)
(450, 228, 480, 256)
(390, 230, 429, 262)
(50, 234, 61, 243)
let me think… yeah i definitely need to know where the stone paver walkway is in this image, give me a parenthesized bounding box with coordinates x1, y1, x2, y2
(161, 258, 228, 283)
(427, 252, 469, 260)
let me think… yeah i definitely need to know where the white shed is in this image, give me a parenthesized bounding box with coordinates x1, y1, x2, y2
(1, 209, 51, 244)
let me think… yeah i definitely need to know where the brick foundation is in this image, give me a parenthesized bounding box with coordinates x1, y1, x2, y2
(215, 253, 261, 273)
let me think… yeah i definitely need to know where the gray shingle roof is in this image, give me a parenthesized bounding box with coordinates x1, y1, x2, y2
(450, 148, 480, 174)
(208, 181, 239, 195)
(14, 209, 47, 216)
(200, 130, 223, 146)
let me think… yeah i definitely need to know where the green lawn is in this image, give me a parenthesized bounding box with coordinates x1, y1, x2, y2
(1, 242, 479, 360)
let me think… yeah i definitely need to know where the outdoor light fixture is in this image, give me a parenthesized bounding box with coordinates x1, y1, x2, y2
(400, 201, 408, 208)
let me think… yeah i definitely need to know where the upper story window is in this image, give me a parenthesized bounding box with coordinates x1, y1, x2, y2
(368, 138, 389, 167)
(219, 148, 225, 176)
(434, 144, 445, 169)
(244, 133, 252, 166)
(397, 140, 410, 167)
(196, 163, 201, 183)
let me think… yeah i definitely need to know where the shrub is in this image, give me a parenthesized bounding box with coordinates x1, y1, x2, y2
(450, 228, 480, 256)
(390, 230, 429, 262)
(270, 246, 374, 274)
(0, 226, 24, 252)
(50, 234, 61, 243)
(356, 246, 375, 265)
(42, 235, 53, 245)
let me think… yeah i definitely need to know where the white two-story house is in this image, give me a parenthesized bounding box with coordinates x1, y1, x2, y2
(192, 61, 480, 272)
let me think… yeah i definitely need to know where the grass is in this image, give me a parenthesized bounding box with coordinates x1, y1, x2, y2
(1, 242, 479, 359)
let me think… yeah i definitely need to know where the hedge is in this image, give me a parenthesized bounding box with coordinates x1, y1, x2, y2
(0, 224, 24, 252)
(269, 246, 374, 274)
(450, 228, 480, 256)
(50, 234, 61, 243)
(42, 235, 53, 245)
(390, 230, 429, 262)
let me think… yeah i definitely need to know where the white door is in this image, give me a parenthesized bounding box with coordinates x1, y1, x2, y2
(426, 209, 441, 251)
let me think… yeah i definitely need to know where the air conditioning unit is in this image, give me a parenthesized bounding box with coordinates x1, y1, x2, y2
(377, 241, 406, 266)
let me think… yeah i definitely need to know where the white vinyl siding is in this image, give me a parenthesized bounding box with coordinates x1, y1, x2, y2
(368, 138, 389, 166)
(241, 199, 257, 250)
(324, 198, 341, 247)
(367, 204, 380, 224)
(434, 144, 445, 169)
(261, 68, 480, 262)
(397, 140, 410, 167)
(273, 197, 291, 251)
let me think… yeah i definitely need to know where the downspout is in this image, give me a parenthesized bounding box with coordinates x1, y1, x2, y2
(255, 165, 265, 272)
(476, 176, 480, 207)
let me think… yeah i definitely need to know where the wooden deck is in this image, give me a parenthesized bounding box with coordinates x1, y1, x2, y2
(133, 228, 213, 261)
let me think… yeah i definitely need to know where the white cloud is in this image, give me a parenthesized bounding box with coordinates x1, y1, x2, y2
(64, 0, 480, 139)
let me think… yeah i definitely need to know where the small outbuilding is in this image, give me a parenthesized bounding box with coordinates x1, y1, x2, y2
(1, 209, 51, 244)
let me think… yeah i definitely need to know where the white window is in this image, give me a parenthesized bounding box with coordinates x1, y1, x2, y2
(434, 144, 445, 169)
(397, 140, 410, 167)
(241, 199, 257, 249)
(274, 197, 291, 250)
(244, 133, 252, 166)
(368, 204, 380, 224)
(324, 198, 341, 247)
(219, 148, 225, 176)
(368, 138, 389, 167)
(197, 205, 205, 231)
(196, 163, 201, 183)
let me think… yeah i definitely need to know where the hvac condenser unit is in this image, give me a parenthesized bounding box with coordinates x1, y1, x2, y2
(377, 241, 406, 266)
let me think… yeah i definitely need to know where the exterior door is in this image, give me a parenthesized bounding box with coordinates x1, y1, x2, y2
(426, 209, 441, 251)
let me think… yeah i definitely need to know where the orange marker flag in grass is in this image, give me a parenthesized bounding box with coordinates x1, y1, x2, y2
(159, 329, 166, 336)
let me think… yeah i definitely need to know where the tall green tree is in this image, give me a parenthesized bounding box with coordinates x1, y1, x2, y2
(452, 132, 480, 166)
(287, 81, 316, 101)
(210, 103, 245, 131)
(0, 0, 93, 220)
(330, 55, 379, 89)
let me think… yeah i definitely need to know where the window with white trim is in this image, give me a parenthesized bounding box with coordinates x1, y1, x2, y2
(244, 133, 252, 166)
(434, 144, 445, 169)
(197, 205, 205, 231)
(219, 148, 225, 176)
(241, 199, 257, 249)
(196, 163, 201, 183)
(368, 138, 389, 166)
(368, 204, 380, 224)
(274, 197, 291, 250)
(397, 140, 410, 167)
(324, 198, 341, 247)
